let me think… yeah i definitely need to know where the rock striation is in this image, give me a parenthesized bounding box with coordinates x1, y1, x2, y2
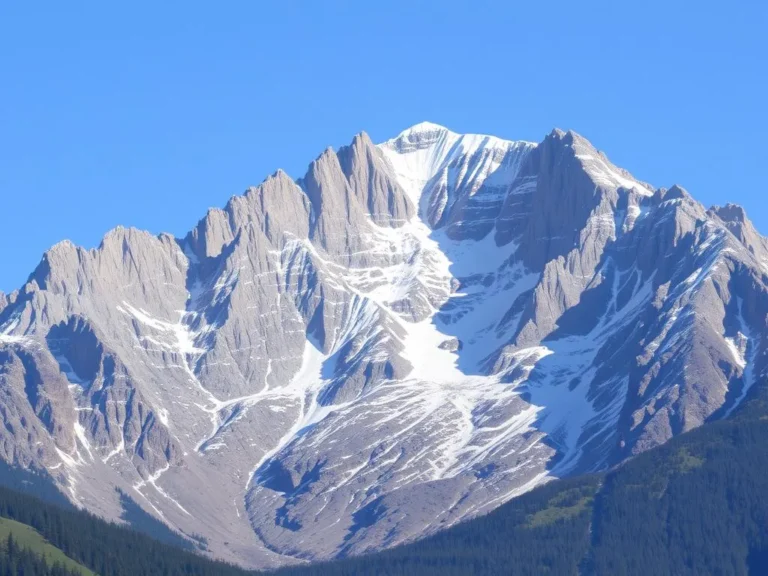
(0, 122, 766, 568)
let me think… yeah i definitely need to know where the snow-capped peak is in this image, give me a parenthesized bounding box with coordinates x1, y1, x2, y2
(378, 123, 536, 210)
(3, 120, 764, 571)
(394, 120, 452, 138)
(384, 121, 535, 151)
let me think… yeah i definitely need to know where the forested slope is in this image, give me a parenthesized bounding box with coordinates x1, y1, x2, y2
(0, 485, 250, 576)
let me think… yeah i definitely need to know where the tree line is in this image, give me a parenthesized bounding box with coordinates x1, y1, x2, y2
(0, 378, 767, 575)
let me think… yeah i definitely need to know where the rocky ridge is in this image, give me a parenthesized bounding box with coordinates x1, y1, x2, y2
(0, 122, 766, 568)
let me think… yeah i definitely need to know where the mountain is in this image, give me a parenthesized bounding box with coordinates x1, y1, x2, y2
(275, 382, 768, 576)
(0, 122, 766, 568)
(1, 386, 767, 576)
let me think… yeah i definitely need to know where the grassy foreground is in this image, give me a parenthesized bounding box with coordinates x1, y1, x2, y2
(0, 517, 95, 576)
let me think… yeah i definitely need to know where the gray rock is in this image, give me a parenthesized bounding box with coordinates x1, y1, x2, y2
(0, 121, 766, 569)
(438, 338, 461, 351)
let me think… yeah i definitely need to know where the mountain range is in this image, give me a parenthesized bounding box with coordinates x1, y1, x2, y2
(0, 122, 766, 569)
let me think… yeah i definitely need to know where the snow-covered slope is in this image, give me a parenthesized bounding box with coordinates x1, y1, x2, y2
(0, 122, 767, 568)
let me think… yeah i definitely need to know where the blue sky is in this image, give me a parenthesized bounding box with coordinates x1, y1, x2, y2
(1, 1, 766, 292)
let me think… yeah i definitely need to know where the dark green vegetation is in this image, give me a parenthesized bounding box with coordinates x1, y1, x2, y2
(0, 484, 251, 576)
(0, 532, 83, 576)
(2, 383, 768, 575)
(0, 517, 94, 575)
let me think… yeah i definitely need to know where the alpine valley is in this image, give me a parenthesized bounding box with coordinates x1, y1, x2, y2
(1, 122, 766, 569)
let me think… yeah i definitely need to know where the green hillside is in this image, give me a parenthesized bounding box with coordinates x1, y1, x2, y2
(0, 517, 94, 575)
(0, 485, 251, 576)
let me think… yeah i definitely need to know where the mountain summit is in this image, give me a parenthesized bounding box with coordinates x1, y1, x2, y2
(0, 123, 765, 568)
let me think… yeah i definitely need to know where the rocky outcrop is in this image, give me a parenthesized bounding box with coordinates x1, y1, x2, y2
(0, 122, 765, 569)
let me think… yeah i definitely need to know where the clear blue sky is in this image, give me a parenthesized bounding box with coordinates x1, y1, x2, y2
(1, 1, 766, 292)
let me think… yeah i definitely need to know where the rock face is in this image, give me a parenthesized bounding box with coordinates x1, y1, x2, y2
(0, 121, 767, 568)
